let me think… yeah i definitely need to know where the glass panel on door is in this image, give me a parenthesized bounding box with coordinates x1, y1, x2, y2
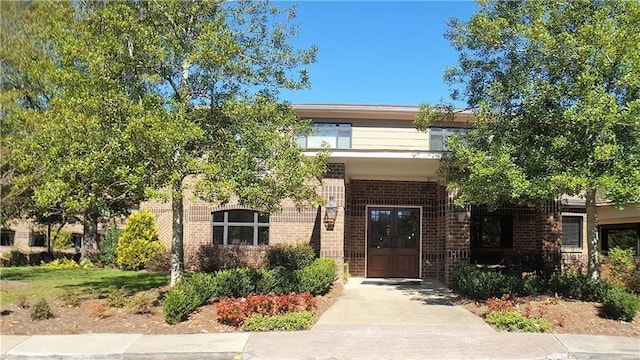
(369, 209, 392, 248)
(395, 209, 419, 249)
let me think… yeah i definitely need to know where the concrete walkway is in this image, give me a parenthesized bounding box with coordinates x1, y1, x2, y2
(2, 278, 639, 359)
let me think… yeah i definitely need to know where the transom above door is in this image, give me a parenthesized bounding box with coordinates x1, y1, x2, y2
(367, 207, 420, 278)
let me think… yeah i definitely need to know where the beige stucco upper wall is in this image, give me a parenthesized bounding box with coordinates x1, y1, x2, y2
(597, 203, 640, 225)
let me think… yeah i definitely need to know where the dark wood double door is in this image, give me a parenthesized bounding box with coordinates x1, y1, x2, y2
(367, 207, 420, 278)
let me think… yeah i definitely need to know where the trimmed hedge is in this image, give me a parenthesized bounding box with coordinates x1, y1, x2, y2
(267, 243, 315, 270)
(163, 273, 216, 324)
(296, 258, 337, 295)
(242, 311, 315, 331)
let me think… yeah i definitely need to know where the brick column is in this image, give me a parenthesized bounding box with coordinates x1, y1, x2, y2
(540, 201, 562, 276)
(320, 164, 345, 280)
(444, 191, 471, 286)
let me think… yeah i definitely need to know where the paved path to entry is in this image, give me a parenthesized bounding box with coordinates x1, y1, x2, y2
(243, 278, 572, 360)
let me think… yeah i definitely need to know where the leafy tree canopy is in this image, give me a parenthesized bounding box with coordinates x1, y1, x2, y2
(415, 0, 640, 277)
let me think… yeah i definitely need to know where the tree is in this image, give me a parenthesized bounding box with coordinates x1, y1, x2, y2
(3, 1, 325, 284)
(2, 1, 172, 260)
(415, 0, 640, 278)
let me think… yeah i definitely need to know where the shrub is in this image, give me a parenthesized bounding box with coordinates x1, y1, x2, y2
(60, 289, 80, 307)
(53, 231, 73, 251)
(145, 251, 171, 273)
(88, 301, 109, 319)
(106, 286, 129, 308)
(163, 273, 216, 324)
(194, 244, 221, 273)
(296, 258, 336, 295)
(30, 299, 54, 320)
(451, 264, 519, 300)
(128, 293, 154, 315)
(212, 268, 257, 298)
(485, 311, 552, 332)
(521, 274, 545, 296)
(99, 225, 123, 266)
(548, 272, 610, 302)
(602, 286, 640, 322)
(217, 293, 316, 327)
(486, 294, 515, 312)
(267, 243, 315, 270)
(41, 258, 80, 269)
(116, 210, 165, 271)
(242, 311, 315, 332)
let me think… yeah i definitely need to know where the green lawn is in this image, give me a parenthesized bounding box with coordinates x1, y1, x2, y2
(0, 267, 170, 306)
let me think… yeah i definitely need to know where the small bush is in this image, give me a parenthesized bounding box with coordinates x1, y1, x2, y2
(267, 243, 315, 270)
(128, 293, 154, 314)
(162, 273, 216, 324)
(452, 265, 519, 300)
(602, 286, 640, 322)
(242, 311, 315, 332)
(296, 258, 336, 295)
(212, 268, 257, 298)
(88, 301, 109, 319)
(116, 210, 165, 271)
(60, 289, 80, 307)
(485, 310, 552, 332)
(30, 299, 54, 320)
(78, 258, 94, 269)
(41, 258, 80, 269)
(106, 286, 129, 308)
(521, 274, 545, 296)
(216, 293, 316, 327)
(486, 294, 515, 312)
(145, 251, 171, 273)
(548, 272, 610, 302)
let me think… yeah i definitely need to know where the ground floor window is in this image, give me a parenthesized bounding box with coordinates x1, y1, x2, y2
(562, 216, 583, 248)
(601, 223, 640, 255)
(72, 233, 83, 251)
(1, 230, 15, 246)
(29, 232, 47, 247)
(212, 210, 269, 246)
(471, 215, 513, 248)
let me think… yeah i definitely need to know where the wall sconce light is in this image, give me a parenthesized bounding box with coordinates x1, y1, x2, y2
(325, 196, 338, 228)
(454, 203, 469, 223)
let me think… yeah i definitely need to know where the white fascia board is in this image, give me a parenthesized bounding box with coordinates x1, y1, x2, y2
(302, 150, 443, 160)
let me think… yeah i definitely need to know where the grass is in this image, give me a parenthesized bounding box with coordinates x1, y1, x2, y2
(0, 267, 169, 306)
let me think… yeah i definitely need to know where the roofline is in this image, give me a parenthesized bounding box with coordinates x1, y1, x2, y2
(291, 103, 474, 122)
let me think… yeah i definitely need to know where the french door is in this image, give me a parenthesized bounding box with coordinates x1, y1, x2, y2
(367, 207, 420, 278)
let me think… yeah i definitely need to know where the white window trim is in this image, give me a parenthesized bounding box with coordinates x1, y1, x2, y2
(212, 211, 270, 246)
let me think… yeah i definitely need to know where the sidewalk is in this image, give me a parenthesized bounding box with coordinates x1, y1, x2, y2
(2, 278, 639, 359)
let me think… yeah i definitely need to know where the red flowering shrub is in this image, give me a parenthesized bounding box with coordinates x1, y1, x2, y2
(486, 293, 515, 312)
(217, 293, 316, 326)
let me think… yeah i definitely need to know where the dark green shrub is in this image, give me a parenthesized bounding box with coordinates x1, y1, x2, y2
(162, 273, 216, 324)
(242, 311, 315, 331)
(521, 275, 546, 296)
(296, 258, 337, 295)
(451, 264, 519, 300)
(30, 299, 54, 320)
(212, 268, 257, 298)
(163, 285, 195, 325)
(602, 286, 640, 322)
(485, 310, 552, 332)
(255, 268, 280, 294)
(548, 272, 610, 302)
(267, 243, 315, 270)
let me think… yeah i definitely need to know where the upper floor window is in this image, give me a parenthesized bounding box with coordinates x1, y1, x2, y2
(562, 216, 583, 248)
(29, 232, 47, 247)
(1, 229, 15, 246)
(430, 127, 469, 151)
(212, 210, 269, 246)
(296, 123, 351, 149)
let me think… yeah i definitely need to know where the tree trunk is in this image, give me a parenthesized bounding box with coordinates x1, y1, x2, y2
(81, 210, 100, 262)
(170, 178, 185, 286)
(586, 188, 600, 279)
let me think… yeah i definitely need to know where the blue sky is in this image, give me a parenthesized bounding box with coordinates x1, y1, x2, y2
(279, 1, 478, 107)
